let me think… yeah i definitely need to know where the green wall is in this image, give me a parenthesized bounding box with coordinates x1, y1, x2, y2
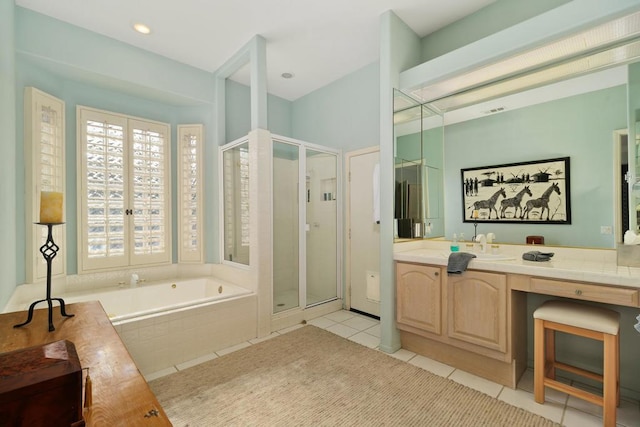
(443, 85, 626, 248)
(291, 62, 379, 151)
(10, 7, 294, 290)
(421, 0, 571, 61)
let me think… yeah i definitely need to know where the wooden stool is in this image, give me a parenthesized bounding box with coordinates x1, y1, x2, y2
(533, 300, 620, 427)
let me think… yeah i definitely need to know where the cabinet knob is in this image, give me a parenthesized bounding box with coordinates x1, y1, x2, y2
(434, 271, 439, 276)
(575, 289, 582, 296)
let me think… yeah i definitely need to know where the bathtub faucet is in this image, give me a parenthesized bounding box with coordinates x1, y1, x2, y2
(130, 273, 139, 287)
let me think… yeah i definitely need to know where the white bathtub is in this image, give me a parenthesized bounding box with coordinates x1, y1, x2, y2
(61, 277, 253, 324)
(14, 277, 258, 375)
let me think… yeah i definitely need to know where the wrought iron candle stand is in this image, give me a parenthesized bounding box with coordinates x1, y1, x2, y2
(14, 223, 74, 332)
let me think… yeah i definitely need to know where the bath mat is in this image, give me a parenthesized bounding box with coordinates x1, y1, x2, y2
(149, 325, 559, 426)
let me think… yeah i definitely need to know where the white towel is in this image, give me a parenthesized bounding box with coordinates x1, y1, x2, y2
(373, 163, 380, 223)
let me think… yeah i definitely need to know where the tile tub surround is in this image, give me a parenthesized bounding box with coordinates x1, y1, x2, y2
(113, 293, 257, 375)
(394, 240, 640, 289)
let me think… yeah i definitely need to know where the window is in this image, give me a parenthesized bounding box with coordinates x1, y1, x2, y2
(177, 124, 204, 263)
(24, 87, 66, 282)
(221, 141, 250, 265)
(77, 106, 171, 272)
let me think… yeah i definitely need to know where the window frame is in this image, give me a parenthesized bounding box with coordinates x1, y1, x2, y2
(77, 105, 172, 273)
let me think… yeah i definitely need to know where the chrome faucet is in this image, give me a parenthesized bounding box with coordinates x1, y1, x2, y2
(475, 234, 487, 253)
(130, 273, 139, 287)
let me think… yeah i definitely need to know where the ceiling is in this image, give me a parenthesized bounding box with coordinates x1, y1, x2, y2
(15, 0, 494, 101)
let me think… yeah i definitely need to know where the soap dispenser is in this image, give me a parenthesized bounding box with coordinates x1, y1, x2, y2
(450, 233, 459, 252)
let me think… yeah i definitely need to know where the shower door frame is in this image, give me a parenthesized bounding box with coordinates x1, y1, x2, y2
(272, 135, 343, 312)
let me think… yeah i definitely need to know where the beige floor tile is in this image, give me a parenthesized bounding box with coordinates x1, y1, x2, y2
(408, 355, 455, 378)
(348, 331, 379, 349)
(449, 369, 503, 398)
(323, 310, 356, 323)
(325, 323, 359, 338)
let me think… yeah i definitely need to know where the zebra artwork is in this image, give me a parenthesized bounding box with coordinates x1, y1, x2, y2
(468, 187, 506, 219)
(522, 183, 561, 220)
(500, 185, 532, 219)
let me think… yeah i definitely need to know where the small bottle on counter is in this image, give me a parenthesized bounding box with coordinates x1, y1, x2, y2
(450, 233, 459, 252)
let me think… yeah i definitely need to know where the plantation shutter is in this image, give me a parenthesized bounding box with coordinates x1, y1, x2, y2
(177, 125, 204, 263)
(25, 87, 66, 282)
(78, 106, 170, 272)
(129, 119, 171, 265)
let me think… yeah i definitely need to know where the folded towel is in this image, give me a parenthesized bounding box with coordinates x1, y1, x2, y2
(447, 252, 477, 275)
(522, 251, 554, 262)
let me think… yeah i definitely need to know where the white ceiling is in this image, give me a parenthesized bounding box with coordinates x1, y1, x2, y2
(15, 0, 495, 101)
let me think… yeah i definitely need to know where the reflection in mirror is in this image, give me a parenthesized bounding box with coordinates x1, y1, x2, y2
(398, 11, 640, 248)
(221, 141, 250, 265)
(393, 90, 444, 240)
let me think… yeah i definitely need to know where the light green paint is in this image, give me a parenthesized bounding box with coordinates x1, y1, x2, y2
(402, 0, 640, 93)
(291, 62, 379, 151)
(15, 7, 214, 105)
(442, 86, 625, 248)
(378, 11, 423, 353)
(0, 0, 17, 310)
(421, 0, 570, 61)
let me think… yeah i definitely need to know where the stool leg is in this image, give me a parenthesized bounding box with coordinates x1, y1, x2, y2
(603, 333, 617, 427)
(616, 333, 620, 407)
(534, 318, 545, 403)
(545, 327, 555, 380)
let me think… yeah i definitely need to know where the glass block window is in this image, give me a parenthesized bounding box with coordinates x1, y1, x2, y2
(222, 141, 250, 265)
(177, 124, 203, 263)
(78, 107, 171, 272)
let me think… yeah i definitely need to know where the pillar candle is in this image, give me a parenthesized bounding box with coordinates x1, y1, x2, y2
(40, 191, 63, 223)
(472, 209, 479, 219)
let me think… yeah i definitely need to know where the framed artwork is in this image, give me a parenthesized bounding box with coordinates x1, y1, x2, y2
(461, 157, 570, 224)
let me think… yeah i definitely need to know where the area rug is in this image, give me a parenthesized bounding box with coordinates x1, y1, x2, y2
(149, 325, 559, 426)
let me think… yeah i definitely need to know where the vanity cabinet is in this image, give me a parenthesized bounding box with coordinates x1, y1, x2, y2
(395, 261, 525, 387)
(396, 262, 508, 358)
(446, 271, 507, 354)
(396, 262, 442, 335)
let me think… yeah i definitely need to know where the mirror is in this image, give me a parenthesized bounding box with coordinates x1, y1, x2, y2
(393, 90, 444, 240)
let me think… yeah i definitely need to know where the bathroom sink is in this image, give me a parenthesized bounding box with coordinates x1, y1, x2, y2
(472, 253, 515, 261)
(443, 252, 514, 261)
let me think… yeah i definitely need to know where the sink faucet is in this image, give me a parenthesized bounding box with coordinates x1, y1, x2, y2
(130, 273, 139, 287)
(475, 234, 487, 253)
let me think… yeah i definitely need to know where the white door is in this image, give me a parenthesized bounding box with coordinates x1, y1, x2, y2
(347, 148, 380, 317)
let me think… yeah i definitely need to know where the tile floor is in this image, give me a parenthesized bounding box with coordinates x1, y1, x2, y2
(146, 309, 640, 427)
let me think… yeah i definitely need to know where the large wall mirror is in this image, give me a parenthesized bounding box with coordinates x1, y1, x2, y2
(393, 90, 444, 240)
(395, 11, 640, 249)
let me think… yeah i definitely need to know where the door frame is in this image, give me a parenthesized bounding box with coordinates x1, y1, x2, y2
(345, 145, 380, 311)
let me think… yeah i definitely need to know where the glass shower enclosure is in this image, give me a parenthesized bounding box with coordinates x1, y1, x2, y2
(273, 137, 341, 313)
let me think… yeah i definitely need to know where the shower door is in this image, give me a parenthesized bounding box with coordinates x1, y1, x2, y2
(305, 148, 338, 306)
(272, 137, 340, 313)
(273, 141, 300, 313)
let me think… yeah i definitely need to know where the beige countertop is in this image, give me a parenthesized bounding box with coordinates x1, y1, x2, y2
(394, 240, 640, 289)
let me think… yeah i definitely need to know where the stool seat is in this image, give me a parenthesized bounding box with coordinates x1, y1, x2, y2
(533, 299, 620, 427)
(533, 300, 620, 335)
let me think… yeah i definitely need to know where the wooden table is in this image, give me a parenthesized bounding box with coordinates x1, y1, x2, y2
(0, 301, 172, 426)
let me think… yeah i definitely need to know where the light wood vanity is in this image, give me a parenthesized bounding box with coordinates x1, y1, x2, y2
(394, 244, 640, 388)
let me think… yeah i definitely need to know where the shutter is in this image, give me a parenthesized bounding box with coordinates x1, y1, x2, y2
(177, 124, 204, 263)
(25, 88, 66, 282)
(79, 108, 129, 271)
(129, 119, 171, 265)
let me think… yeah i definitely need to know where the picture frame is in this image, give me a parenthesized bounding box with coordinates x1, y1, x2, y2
(461, 157, 570, 224)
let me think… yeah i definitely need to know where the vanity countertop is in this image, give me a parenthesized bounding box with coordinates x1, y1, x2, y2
(394, 240, 640, 289)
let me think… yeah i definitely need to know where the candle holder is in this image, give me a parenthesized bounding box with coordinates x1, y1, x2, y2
(473, 220, 478, 241)
(14, 223, 74, 332)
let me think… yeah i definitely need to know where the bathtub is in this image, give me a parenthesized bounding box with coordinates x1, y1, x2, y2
(61, 277, 253, 323)
(11, 277, 258, 375)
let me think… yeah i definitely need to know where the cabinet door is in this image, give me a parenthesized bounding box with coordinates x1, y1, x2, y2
(446, 271, 507, 352)
(396, 263, 441, 335)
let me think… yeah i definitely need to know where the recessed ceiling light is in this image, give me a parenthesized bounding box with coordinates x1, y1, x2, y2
(281, 72, 294, 79)
(133, 23, 152, 35)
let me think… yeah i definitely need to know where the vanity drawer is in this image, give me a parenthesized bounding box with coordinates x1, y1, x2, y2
(530, 278, 639, 307)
